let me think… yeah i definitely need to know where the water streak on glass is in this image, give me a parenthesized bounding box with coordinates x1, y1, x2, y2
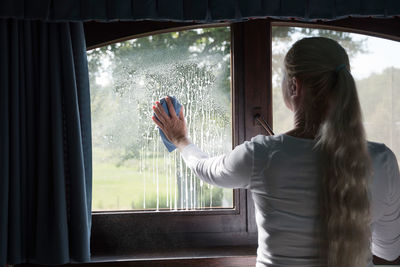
(89, 27, 233, 211)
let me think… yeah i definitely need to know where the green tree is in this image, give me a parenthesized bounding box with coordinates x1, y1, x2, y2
(88, 25, 368, 211)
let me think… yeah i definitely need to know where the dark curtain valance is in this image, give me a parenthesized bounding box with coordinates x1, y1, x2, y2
(0, 0, 399, 22)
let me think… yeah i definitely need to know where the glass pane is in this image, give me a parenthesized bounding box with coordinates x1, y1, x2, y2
(272, 26, 400, 164)
(88, 27, 233, 211)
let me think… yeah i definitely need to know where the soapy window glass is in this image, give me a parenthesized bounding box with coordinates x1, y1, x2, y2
(272, 26, 400, 164)
(88, 27, 233, 211)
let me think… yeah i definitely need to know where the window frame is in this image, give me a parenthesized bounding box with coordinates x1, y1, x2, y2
(86, 18, 400, 265)
(89, 22, 268, 256)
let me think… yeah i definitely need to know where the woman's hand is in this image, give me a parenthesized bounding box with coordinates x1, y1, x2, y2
(152, 96, 191, 151)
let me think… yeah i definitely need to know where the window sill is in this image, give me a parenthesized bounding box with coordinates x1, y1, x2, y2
(72, 246, 258, 266)
(15, 248, 399, 266)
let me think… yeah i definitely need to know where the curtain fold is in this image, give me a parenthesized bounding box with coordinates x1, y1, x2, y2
(0, 0, 398, 22)
(0, 19, 92, 266)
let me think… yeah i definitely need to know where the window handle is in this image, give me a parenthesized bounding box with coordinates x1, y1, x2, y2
(254, 113, 274, 136)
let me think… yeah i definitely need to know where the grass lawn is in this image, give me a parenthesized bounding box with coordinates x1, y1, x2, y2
(92, 160, 170, 211)
(92, 161, 234, 211)
(92, 147, 234, 211)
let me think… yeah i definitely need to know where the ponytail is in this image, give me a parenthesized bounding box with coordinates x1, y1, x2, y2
(284, 37, 371, 267)
(317, 66, 371, 267)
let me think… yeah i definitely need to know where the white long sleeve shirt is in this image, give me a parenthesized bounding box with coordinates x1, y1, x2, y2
(181, 134, 400, 267)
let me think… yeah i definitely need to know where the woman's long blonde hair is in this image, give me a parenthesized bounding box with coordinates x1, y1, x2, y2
(284, 37, 371, 267)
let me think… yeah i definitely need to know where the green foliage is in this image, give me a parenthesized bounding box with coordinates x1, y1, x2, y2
(89, 26, 371, 212)
(89, 27, 231, 165)
(357, 67, 400, 152)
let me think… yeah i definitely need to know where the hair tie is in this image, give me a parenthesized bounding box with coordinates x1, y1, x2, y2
(335, 64, 347, 73)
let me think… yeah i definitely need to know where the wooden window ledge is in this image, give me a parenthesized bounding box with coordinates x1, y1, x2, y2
(76, 246, 258, 267)
(15, 247, 400, 266)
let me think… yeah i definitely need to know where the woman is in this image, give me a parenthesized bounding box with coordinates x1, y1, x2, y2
(152, 37, 400, 267)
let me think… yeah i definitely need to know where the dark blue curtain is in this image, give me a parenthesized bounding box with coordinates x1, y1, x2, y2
(0, 19, 92, 265)
(0, 0, 399, 22)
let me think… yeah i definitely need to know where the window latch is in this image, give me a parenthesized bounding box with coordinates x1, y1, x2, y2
(254, 113, 274, 136)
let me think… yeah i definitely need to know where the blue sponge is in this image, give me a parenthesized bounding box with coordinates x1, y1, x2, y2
(155, 96, 182, 152)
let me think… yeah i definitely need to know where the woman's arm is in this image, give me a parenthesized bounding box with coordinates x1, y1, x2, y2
(152, 96, 254, 189)
(180, 142, 254, 189)
(372, 147, 400, 261)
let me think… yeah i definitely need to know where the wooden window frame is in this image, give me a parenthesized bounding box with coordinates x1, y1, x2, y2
(88, 21, 270, 257)
(84, 18, 400, 265)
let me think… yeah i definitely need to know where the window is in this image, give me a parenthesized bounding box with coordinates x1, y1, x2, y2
(271, 24, 400, 264)
(88, 27, 233, 212)
(86, 20, 399, 264)
(88, 23, 259, 256)
(271, 25, 400, 165)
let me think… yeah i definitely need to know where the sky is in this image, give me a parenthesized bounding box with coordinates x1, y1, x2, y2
(351, 34, 400, 79)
